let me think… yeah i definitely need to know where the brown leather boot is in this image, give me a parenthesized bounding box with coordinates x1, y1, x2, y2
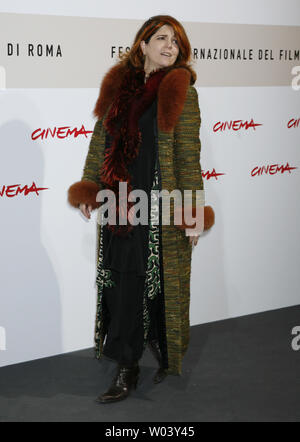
(96, 362, 140, 404)
(148, 339, 168, 384)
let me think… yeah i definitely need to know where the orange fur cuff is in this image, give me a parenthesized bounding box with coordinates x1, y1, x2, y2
(174, 205, 215, 231)
(67, 180, 101, 210)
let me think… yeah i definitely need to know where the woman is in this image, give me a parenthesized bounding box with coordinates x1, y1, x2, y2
(68, 15, 214, 404)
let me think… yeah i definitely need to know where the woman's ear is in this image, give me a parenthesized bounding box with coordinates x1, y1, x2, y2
(140, 40, 145, 56)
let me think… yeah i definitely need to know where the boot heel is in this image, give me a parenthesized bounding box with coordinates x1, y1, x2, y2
(96, 363, 140, 404)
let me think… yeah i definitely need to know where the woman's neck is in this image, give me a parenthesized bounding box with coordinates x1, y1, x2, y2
(144, 65, 168, 84)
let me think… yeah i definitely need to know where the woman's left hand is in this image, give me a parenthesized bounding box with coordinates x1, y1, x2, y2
(188, 235, 199, 246)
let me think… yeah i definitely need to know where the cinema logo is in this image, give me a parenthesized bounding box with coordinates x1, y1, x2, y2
(251, 162, 297, 176)
(287, 118, 300, 128)
(7, 43, 62, 57)
(202, 169, 225, 180)
(32, 125, 93, 140)
(0, 182, 48, 198)
(213, 119, 262, 132)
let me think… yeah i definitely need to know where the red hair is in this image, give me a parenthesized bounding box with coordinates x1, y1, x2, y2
(118, 15, 196, 84)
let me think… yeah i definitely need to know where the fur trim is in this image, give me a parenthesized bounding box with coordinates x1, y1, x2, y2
(93, 63, 127, 121)
(175, 205, 215, 232)
(92, 63, 192, 133)
(68, 180, 100, 210)
(157, 68, 191, 132)
(203, 206, 215, 230)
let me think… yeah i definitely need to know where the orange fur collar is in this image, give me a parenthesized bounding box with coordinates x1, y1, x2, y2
(92, 63, 193, 133)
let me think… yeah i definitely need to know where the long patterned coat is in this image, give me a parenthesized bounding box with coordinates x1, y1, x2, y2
(68, 63, 215, 375)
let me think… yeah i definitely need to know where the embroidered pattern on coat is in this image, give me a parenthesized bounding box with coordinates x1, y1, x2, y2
(95, 163, 161, 355)
(142, 164, 161, 349)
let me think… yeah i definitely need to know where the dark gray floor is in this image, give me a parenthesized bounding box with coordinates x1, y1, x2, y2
(0, 305, 299, 422)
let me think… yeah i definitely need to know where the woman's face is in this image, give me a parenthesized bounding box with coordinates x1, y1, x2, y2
(140, 24, 179, 72)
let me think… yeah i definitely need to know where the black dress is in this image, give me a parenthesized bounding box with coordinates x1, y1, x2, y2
(96, 97, 167, 366)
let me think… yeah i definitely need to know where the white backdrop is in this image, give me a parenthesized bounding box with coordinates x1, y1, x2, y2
(0, 0, 300, 367)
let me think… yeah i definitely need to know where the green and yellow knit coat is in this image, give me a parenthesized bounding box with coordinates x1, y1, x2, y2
(68, 62, 215, 376)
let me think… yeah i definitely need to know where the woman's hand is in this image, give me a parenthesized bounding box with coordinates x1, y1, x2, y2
(185, 228, 201, 247)
(188, 235, 199, 246)
(79, 203, 92, 219)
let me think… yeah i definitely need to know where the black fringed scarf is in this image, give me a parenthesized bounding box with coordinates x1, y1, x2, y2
(100, 65, 169, 236)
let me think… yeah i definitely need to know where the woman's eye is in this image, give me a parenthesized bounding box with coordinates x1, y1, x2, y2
(158, 36, 178, 45)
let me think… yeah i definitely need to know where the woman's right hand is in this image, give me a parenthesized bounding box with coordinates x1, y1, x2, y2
(79, 203, 92, 219)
